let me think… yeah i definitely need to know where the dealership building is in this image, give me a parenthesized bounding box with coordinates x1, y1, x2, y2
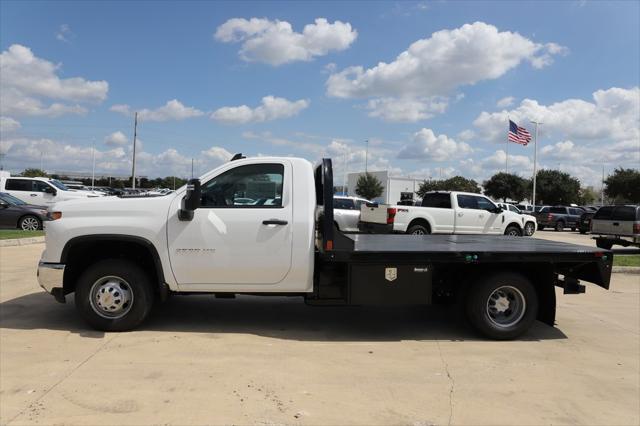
(346, 171, 424, 204)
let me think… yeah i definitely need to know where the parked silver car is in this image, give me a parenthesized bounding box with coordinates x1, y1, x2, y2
(333, 196, 372, 232)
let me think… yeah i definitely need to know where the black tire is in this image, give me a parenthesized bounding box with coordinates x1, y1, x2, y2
(538, 226, 544, 231)
(596, 239, 613, 250)
(465, 272, 538, 340)
(579, 229, 587, 235)
(407, 224, 430, 235)
(504, 225, 522, 237)
(75, 259, 154, 331)
(554, 221, 565, 232)
(524, 222, 535, 236)
(19, 215, 42, 231)
(571, 227, 577, 232)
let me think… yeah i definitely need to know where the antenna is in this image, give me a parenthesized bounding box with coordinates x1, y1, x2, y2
(230, 153, 245, 161)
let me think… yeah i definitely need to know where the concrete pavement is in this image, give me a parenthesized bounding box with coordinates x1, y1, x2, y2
(1, 243, 639, 425)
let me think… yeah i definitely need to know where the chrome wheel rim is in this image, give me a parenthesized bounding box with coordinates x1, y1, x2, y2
(525, 224, 534, 236)
(21, 217, 39, 231)
(508, 229, 519, 236)
(411, 228, 426, 235)
(486, 286, 526, 328)
(89, 276, 133, 319)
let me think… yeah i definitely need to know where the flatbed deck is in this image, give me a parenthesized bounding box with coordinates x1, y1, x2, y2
(346, 234, 604, 254)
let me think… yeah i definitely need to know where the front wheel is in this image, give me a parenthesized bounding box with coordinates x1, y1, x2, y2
(465, 272, 538, 340)
(75, 259, 154, 331)
(524, 222, 535, 236)
(555, 221, 565, 232)
(19, 215, 41, 231)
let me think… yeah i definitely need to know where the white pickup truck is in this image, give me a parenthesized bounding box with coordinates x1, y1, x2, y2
(360, 191, 529, 236)
(37, 156, 613, 340)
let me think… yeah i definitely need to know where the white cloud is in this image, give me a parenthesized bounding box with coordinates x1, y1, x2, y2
(0, 44, 108, 117)
(2, 135, 232, 178)
(55, 24, 74, 43)
(211, 96, 309, 124)
(473, 87, 640, 144)
(365, 96, 448, 122)
(457, 129, 475, 141)
(104, 131, 129, 147)
(398, 128, 473, 161)
(214, 18, 357, 66)
(110, 99, 205, 122)
(496, 96, 515, 108)
(326, 22, 566, 99)
(0, 116, 21, 133)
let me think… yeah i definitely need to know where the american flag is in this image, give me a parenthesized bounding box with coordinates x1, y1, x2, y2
(508, 119, 532, 145)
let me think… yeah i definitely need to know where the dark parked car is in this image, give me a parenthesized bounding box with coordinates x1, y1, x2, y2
(578, 211, 596, 234)
(591, 205, 640, 249)
(536, 206, 584, 231)
(0, 192, 48, 230)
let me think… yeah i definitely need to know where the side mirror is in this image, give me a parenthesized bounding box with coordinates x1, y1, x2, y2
(44, 186, 57, 196)
(493, 206, 503, 213)
(0, 201, 8, 208)
(178, 179, 201, 221)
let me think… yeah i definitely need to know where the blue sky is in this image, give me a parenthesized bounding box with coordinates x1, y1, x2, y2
(1, 0, 638, 186)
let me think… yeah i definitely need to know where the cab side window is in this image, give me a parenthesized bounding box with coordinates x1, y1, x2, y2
(476, 196, 496, 211)
(5, 179, 32, 191)
(457, 194, 478, 209)
(200, 163, 284, 208)
(33, 181, 52, 193)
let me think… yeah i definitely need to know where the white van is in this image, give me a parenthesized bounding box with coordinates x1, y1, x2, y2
(0, 176, 103, 205)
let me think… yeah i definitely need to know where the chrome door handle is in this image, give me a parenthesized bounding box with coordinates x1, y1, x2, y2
(30, 194, 38, 197)
(457, 213, 464, 217)
(262, 219, 288, 226)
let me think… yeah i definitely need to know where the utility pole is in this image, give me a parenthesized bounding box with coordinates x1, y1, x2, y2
(601, 165, 605, 205)
(343, 146, 349, 195)
(91, 139, 96, 188)
(40, 151, 44, 172)
(530, 120, 542, 207)
(191, 158, 194, 178)
(131, 112, 138, 189)
(364, 139, 369, 173)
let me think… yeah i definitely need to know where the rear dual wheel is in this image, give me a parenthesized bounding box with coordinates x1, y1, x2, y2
(465, 272, 538, 340)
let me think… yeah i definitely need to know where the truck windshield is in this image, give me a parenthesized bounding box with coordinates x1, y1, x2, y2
(49, 180, 69, 190)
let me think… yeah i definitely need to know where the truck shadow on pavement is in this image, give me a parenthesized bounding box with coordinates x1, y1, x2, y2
(0, 292, 567, 342)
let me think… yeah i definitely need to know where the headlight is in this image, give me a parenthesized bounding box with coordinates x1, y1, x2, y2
(48, 211, 62, 220)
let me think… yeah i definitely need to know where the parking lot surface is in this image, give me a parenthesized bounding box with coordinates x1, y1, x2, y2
(1, 242, 639, 426)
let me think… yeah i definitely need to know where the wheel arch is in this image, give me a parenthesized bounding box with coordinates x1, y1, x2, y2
(61, 235, 166, 297)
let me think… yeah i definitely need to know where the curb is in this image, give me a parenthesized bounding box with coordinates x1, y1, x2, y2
(612, 266, 640, 274)
(0, 236, 45, 247)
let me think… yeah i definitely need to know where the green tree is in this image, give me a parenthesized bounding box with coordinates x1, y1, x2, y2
(535, 169, 581, 205)
(483, 173, 528, 202)
(417, 176, 481, 197)
(21, 168, 48, 177)
(604, 168, 640, 203)
(355, 173, 384, 200)
(578, 186, 598, 205)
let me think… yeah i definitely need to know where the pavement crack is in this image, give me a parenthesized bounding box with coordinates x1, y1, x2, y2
(436, 340, 455, 426)
(6, 334, 119, 425)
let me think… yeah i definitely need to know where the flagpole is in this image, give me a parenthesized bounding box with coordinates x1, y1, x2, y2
(530, 120, 542, 206)
(506, 118, 509, 173)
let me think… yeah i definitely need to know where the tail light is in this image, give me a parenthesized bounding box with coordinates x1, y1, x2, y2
(633, 223, 640, 234)
(387, 207, 397, 224)
(547, 214, 553, 221)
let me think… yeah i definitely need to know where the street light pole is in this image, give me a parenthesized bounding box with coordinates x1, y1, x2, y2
(364, 139, 369, 173)
(91, 139, 96, 188)
(530, 120, 542, 207)
(131, 112, 138, 189)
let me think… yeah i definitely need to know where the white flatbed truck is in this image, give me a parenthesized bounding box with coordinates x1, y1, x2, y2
(38, 156, 613, 340)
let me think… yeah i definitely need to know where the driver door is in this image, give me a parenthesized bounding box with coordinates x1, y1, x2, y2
(167, 161, 293, 286)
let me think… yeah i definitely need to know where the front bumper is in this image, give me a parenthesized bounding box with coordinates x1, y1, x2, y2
(37, 261, 66, 303)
